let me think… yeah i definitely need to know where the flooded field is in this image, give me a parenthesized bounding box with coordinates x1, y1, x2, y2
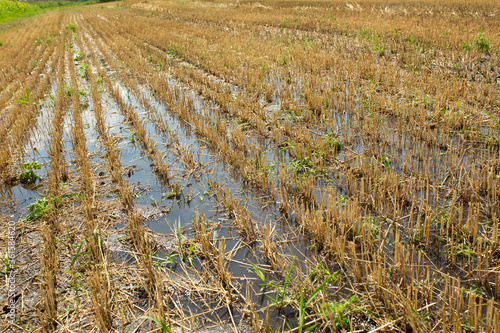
(1, 0, 500, 331)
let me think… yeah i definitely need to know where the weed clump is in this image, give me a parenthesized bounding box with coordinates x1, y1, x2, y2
(0, 251, 16, 273)
(18, 161, 41, 183)
(65, 23, 76, 32)
(321, 133, 342, 152)
(320, 295, 359, 330)
(25, 196, 49, 221)
(15, 89, 30, 105)
(473, 29, 490, 53)
(461, 42, 471, 52)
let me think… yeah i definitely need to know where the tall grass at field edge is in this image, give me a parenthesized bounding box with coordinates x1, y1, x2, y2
(0, 0, 101, 23)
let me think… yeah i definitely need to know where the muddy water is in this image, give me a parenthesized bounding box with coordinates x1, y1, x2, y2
(101, 72, 316, 328)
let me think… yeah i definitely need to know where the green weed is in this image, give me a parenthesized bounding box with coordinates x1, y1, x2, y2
(25, 196, 49, 221)
(235, 117, 250, 129)
(0, 251, 16, 273)
(484, 110, 500, 144)
(15, 89, 30, 105)
(128, 316, 173, 333)
(64, 80, 73, 96)
(410, 227, 423, 245)
(280, 109, 302, 122)
(25, 195, 62, 221)
(379, 156, 390, 169)
(176, 217, 195, 265)
(78, 89, 89, 98)
(473, 29, 489, 53)
(69, 239, 88, 269)
(452, 243, 473, 258)
(360, 28, 386, 56)
(431, 210, 450, 226)
(73, 51, 83, 61)
(362, 216, 380, 237)
(65, 23, 76, 32)
(463, 284, 487, 297)
(281, 142, 312, 173)
(391, 25, 401, 33)
(78, 62, 89, 78)
(153, 221, 196, 267)
(251, 257, 295, 309)
(461, 42, 471, 52)
(275, 48, 289, 66)
(298, 276, 332, 333)
(18, 161, 41, 183)
(322, 133, 342, 152)
(320, 295, 359, 330)
(308, 262, 339, 284)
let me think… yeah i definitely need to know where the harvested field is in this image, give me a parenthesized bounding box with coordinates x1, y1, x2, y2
(1, 0, 500, 331)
